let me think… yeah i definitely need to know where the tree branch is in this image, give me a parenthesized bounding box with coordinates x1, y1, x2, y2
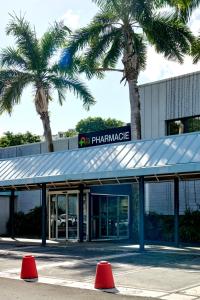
(97, 67, 124, 72)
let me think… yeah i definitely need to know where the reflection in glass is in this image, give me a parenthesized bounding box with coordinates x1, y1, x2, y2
(57, 195, 66, 239)
(68, 195, 78, 239)
(108, 197, 117, 236)
(91, 195, 129, 240)
(83, 195, 87, 240)
(50, 195, 57, 239)
(119, 197, 129, 237)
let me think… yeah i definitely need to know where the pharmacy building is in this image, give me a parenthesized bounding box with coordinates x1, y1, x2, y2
(0, 70, 200, 248)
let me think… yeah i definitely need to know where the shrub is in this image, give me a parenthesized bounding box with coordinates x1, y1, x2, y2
(7, 206, 42, 238)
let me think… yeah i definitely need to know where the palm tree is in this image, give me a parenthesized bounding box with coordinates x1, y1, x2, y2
(67, 0, 194, 139)
(0, 15, 95, 152)
(155, 0, 200, 21)
(191, 34, 200, 63)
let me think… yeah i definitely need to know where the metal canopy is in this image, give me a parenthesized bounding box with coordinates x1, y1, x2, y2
(0, 132, 200, 189)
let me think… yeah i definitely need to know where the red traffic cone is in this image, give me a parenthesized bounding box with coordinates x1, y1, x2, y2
(94, 261, 115, 289)
(20, 255, 38, 281)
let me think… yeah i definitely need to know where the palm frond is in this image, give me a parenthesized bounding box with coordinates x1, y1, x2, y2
(0, 47, 28, 70)
(102, 32, 122, 68)
(130, 0, 154, 23)
(57, 88, 66, 105)
(40, 22, 71, 68)
(79, 58, 105, 79)
(48, 75, 95, 110)
(0, 69, 23, 82)
(93, 0, 139, 21)
(143, 13, 193, 63)
(49, 55, 79, 76)
(93, 10, 119, 25)
(131, 33, 147, 70)
(85, 27, 120, 65)
(154, 0, 200, 22)
(0, 71, 32, 114)
(191, 36, 200, 63)
(68, 22, 114, 56)
(92, 0, 115, 10)
(6, 14, 41, 71)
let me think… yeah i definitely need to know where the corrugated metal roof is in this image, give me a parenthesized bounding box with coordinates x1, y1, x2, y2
(0, 132, 200, 187)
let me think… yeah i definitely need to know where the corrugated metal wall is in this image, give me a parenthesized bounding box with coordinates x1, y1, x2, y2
(139, 71, 200, 139)
(0, 136, 78, 159)
(1, 71, 200, 156)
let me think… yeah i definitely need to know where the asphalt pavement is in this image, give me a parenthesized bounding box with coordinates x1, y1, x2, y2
(0, 240, 199, 299)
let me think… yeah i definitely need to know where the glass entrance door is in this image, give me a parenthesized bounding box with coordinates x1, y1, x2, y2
(50, 195, 57, 239)
(108, 196, 118, 237)
(49, 194, 67, 239)
(57, 195, 67, 239)
(49, 193, 78, 240)
(91, 194, 129, 240)
(49, 191, 88, 241)
(67, 194, 78, 239)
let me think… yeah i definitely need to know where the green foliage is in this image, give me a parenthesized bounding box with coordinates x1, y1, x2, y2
(145, 212, 174, 242)
(0, 131, 40, 147)
(67, 0, 194, 139)
(155, 0, 200, 22)
(75, 117, 124, 133)
(64, 129, 78, 137)
(191, 36, 200, 63)
(180, 209, 200, 243)
(0, 15, 95, 150)
(144, 13, 194, 63)
(68, 0, 193, 76)
(145, 210, 200, 243)
(7, 206, 42, 238)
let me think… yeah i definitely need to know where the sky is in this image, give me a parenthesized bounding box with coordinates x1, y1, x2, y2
(0, 0, 200, 136)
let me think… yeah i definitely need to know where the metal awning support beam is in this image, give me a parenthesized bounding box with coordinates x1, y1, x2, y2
(174, 177, 179, 247)
(9, 190, 15, 239)
(78, 184, 84, 242)
(139, 176, 145, 252)
(41, 183, 47, 247)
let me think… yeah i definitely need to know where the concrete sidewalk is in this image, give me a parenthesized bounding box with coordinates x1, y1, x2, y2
(0, 241, 199, 299)
(0, 278, 157, 300)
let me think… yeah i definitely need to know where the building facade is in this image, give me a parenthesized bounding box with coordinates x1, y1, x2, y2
(0, 71, 200, 244)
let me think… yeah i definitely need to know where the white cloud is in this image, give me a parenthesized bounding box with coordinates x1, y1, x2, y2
(139, 46, 200, 85)
(60, 10, 80, 30)
(189, 8, 200, 35)
(139, 9, 200, 85)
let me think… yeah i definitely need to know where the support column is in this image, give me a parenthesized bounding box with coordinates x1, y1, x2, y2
(88, 193, 92, 242)
(174, 177, 179, 247)
(9, 190, 15, 239)
(139, 176, 145, 251)
(41, 183, 47, 247)
(129, 185, 134, 241)
(78, 185, 84, 242)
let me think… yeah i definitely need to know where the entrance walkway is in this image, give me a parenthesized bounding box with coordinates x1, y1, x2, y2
(0, 241, 199, 299)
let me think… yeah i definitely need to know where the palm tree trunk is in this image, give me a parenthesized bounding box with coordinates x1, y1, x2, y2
(122, 28, 141, 140)
(40, 111, 54, 152)
(35, 87, 54, 152)
(128, 79, 141, 139)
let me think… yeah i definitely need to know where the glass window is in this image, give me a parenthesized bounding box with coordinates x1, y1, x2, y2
(167, 116, 200, 135)
(91, 194, 129, 240)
